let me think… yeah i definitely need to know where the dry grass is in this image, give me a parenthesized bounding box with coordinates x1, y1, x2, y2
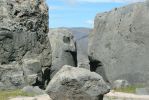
(0, 89, 35, 100)
(114, 85, 144, 93)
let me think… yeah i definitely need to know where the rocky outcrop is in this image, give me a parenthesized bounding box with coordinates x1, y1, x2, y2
(67, 27, 92, 69)
(46, 65, 110, 100)
(48, 29, 77, 78)
(0, 0, 51, 65)
(22, 59, 42, 86)
(0, 0, 51, 89)
(88, 1, 149, 84)
(0, 58, 50, 89)
(0, 63, 25, 90)
(51, 27, 91, 70)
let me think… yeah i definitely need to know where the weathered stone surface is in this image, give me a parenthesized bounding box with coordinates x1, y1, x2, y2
(0, 0, 51, 66)
(22, 59, 42, 86)
(88, 1, 149, 84)
(0, 63, 26, 90)
(50, 28, 91, 70)
(46, 65, 110, 100)
(77, 40, 90, 70)
(22, 86, 46, 95)
(0, 0, 51, 89)
(48, 29, 77, 78)
(112, 80, 130, 89)
(0, 82, 5, 90)
(65, 27, 92, 69)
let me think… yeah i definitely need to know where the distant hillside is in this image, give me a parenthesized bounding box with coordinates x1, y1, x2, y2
(67, 27, 92, 41)
(55, 27, 92, 41)
(63, 27, 92, 55)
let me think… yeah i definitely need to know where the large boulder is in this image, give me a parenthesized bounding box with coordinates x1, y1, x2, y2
(48, 29, 77, 78)
(0, 0, 51, 66)
(0, 0, 51, 89)
(22, 59, 42, 86)
(88, 1, 149, 84)
(46, 65, 110, 100)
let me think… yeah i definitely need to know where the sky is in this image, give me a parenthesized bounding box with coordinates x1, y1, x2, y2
(46, 0, 145, 28)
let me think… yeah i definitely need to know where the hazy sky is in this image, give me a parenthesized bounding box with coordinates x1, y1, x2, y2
(46, 0, 144, 28)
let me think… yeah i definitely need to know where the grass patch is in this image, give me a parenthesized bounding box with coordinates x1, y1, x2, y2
(0, 89, 35, 100)
(114, 85, 144, 93)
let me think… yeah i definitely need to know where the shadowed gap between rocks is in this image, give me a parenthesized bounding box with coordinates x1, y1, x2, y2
(88, 56, 110, 84)
(65, 42, 78, 67)
(32, 67, 51, 89)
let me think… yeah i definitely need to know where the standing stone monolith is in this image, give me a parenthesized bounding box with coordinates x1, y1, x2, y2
(48, 29, 77, 78)
(88, 1, 149, 84)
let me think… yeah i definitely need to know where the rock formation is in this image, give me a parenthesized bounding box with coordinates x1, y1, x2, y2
(48, 29, 77, 78)
(22, 86, 46, 95)
(52, 27, 92, 70)
(0, 63, 25, 90)
(66, 27, 92, 69)
(22, 59, 42, 86)
(88, 1, 149, 84)
(46, 65, 110, 100)
(0, 0, 51, 89)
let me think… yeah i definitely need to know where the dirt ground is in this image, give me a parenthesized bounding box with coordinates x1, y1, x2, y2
(104, 91, 149, 100)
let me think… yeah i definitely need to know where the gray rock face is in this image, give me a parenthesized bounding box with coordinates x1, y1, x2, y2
(46, 65, 110, 100)
(22, 86, 46, 95)
(48, 29, 77, 78)
(67, 27, 92, 70)
(0, 82, 5, 90)
(22, 59, 42, 86)
(88, 1, 149, 84)
(0, 0, 51, 89)
(51, 27, 92, 70)
(0, 63, 25, 90)
(0, 59, 46, 89)
(0, 0, 51, 66)
(77, 38, 90, 69)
